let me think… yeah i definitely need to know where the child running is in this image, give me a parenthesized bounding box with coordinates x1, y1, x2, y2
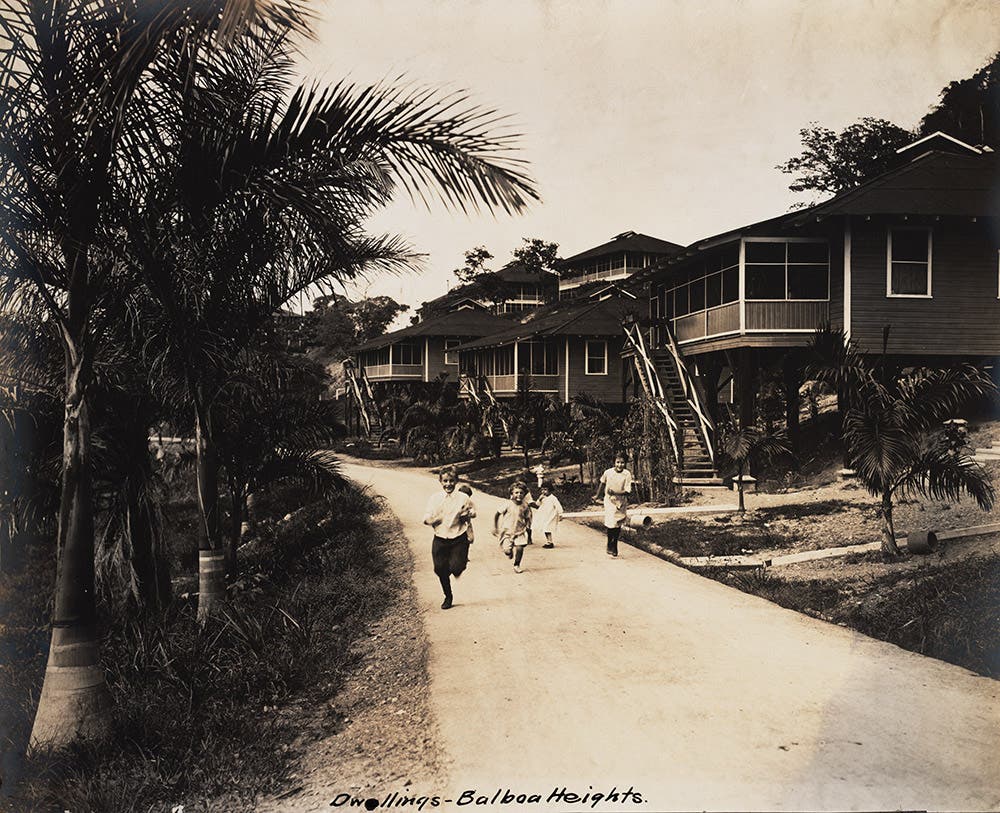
(423, 466, 476, 610)
(533, 480, 563, 548)
(457, 484, 475, 543)
(593, 453, 633, 558)
(494, 480, 532, 573)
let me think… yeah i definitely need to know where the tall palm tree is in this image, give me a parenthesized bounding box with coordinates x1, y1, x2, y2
(0, 0, 312, 749)
(129, 29, 538, 620)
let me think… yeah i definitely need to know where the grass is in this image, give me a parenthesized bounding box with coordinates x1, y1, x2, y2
(2, 477, 396, 812)
(635, 517, 799, 558)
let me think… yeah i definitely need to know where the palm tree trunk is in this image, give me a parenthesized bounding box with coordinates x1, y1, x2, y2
(195, 400, 225, 622)
(31, 339, 111, 748)
(737, 464, 746, 513)
(880, 495, 901, 556)
(125, 493, 170, 614)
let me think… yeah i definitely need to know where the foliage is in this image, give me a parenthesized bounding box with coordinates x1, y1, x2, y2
(777, 117, 914, 197)
(618, 396, 679, 504)
(808, 326, 996, 555)
(512, 238, 560, 275)
(453, 246, 494, 283)
(919, 51, 1000, 148)
(7, 484, 395, 812)
(717, 422, 792, 512)
(308, 294, 410, 358)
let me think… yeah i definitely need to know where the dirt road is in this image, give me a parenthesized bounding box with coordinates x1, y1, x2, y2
(341, 461, 1000, 812)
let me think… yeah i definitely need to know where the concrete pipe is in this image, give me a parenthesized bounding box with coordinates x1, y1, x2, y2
(628, 515, 653, 529)
(906, 530, 938, 555)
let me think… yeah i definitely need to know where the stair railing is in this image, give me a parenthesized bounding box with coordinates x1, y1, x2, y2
(622, 322, 681, 465)
(343, 360, 372, 436)
(661, 323, 716, 466)
(479, 374, 511, 440)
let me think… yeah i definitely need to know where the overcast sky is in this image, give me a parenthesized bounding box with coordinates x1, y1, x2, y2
(295, 0, 1000, 321)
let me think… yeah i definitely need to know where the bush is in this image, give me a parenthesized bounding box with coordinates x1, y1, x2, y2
(6, 483, 394, 812)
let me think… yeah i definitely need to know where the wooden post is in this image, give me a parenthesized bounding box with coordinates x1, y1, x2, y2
(782, 353, 802, 453)
(737, 347, 756, 428)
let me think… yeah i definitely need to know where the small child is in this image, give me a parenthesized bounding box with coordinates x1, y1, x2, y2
(457, 484, 475, 543)
(494, 480, 532, 573)
(533, 480, 563, 548)
(423, 466, 476, 610)
(593, 453, 633, 558)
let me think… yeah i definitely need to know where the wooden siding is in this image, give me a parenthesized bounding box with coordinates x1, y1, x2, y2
(565, 336, 626, 404)
(850, 218, 1000, 356)
(745, 300, 829, 331)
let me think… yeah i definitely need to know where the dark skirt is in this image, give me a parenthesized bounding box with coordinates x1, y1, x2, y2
(432, 533, 470, 578)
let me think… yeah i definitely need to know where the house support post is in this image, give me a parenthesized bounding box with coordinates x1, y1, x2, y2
(736, 347, 756, 429)
(782, 353, 802, 455)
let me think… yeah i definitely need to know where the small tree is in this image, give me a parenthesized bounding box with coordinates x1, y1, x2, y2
(845, 366, 995, 556)
(717, 424, 791, 513)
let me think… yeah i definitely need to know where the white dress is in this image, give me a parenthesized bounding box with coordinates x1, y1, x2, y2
(600, 468, 633, 529)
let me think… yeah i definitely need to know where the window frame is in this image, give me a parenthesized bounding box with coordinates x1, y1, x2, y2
(444, 338, 462, 365)
(743, 238, 830, 302)
(585, 339, 608, 376)
(886, 227, 933, 299)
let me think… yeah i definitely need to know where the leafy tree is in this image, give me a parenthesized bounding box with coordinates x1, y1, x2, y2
(453, 246, 494, 283)
(920, 51, 1000, 148)
(309, 294, 409, 356)
(512, 238, 560, 275)
(777, 118, 914, 197)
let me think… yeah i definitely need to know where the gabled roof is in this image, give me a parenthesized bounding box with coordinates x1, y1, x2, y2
(791, 149, 1000, 221)
(629, 147, 1000, 286)
(560, 231, 684, 266)
(896, 131, 984, 157)
(353, 309, 510, 352)
(452, 293, 639, 351)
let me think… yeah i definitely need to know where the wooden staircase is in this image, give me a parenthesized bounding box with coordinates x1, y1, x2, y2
(623, 322, 722, 486)
(343, 359, 389, 444)
(459, 372, 511, 448)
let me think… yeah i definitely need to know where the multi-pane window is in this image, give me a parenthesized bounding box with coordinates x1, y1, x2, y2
(393, 342, 422, 365)
(444, 338, 461, 365)
(744, 240, 829, 301)
(519, 340, 558, 375)
(657, 246, 739, 321)
(362, 347, 389, 367)
(585, 340, 608, 375)
(888, 228, 931, 296)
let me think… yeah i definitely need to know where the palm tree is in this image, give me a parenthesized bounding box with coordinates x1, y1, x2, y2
(130, 30, 537, 620)
(0, 0, 313, 749)
(844, 366, 995, 556)
(717, 423, 791, 513)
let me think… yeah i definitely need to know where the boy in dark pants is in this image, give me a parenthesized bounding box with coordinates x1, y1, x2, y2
(423, 466, 476, 609)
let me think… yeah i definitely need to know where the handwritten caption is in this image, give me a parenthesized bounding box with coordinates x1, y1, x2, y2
(330, 786, 645, 810)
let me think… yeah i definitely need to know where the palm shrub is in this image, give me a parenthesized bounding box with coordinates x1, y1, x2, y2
(809, 325, 996, 555)
(844, 365, 995, 556)
(717, 422, 792, 513)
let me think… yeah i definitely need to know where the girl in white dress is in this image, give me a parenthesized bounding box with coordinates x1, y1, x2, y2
(593, 454, 632, 557)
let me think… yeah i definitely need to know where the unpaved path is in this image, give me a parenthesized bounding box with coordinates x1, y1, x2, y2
(327, 461, 1000, 812)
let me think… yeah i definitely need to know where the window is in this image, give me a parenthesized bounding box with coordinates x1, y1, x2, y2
(888, 228, 931, 296)
(444, 338, 461, 365)
(520, 340, 558, 375)
(494, 345, 514, 376)
(585, 340, 607, 375)
(394, 342, 422, 365)
(745, 239, 829, 301)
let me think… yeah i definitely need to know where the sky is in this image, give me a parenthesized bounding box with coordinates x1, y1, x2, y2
(295, 0, 1000, 324)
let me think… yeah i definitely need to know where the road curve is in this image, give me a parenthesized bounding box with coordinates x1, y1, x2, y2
(343, 461, 1000, 812)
